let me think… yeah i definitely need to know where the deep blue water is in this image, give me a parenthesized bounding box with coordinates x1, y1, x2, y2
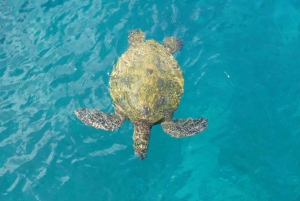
(1, 0, 300, 200)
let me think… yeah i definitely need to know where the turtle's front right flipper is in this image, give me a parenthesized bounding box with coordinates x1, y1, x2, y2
(74, 108, 125, 131)
(161, 118, 208, 138)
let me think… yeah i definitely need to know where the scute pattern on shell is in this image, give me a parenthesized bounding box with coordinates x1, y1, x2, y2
(109, 39, 184, 124)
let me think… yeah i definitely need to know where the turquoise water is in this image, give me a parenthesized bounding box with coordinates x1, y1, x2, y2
(1, 0, 300, 200)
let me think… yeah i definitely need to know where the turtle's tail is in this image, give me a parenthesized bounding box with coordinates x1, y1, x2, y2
(133, 122, 151, 160)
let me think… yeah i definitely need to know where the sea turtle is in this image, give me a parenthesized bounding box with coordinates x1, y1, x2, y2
(75, 30, 208, 159)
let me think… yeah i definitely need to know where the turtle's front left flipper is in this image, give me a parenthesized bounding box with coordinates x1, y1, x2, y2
(75, 108, 126, 131)
(161, 118, 208, 138)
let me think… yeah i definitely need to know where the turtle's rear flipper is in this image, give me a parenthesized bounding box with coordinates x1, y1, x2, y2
(161, 118, 208, 138)
(163, 37, 183, 54)
(128, 29, 145, 47)
(75, 108, 125, 131)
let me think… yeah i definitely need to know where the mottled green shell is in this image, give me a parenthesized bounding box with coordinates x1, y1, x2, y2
(109, 39, 184, 124)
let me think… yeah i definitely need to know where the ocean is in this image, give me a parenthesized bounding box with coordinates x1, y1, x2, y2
(0, 0, 300, 200)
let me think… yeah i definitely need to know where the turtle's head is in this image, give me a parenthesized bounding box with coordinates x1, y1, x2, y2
(137, 151, 147, 160)
(133, 122, 151, 160)
(134, 136, 149, 160)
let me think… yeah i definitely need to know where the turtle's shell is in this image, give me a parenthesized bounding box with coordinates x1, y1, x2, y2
(109, 39, 184, 124)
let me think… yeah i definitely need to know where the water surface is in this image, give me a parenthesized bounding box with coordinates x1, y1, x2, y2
(1, 0, 300, 200)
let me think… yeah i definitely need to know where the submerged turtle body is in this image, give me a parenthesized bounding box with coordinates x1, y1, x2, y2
(110, 39, 183, 124)
(75, 30, 208, 159)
